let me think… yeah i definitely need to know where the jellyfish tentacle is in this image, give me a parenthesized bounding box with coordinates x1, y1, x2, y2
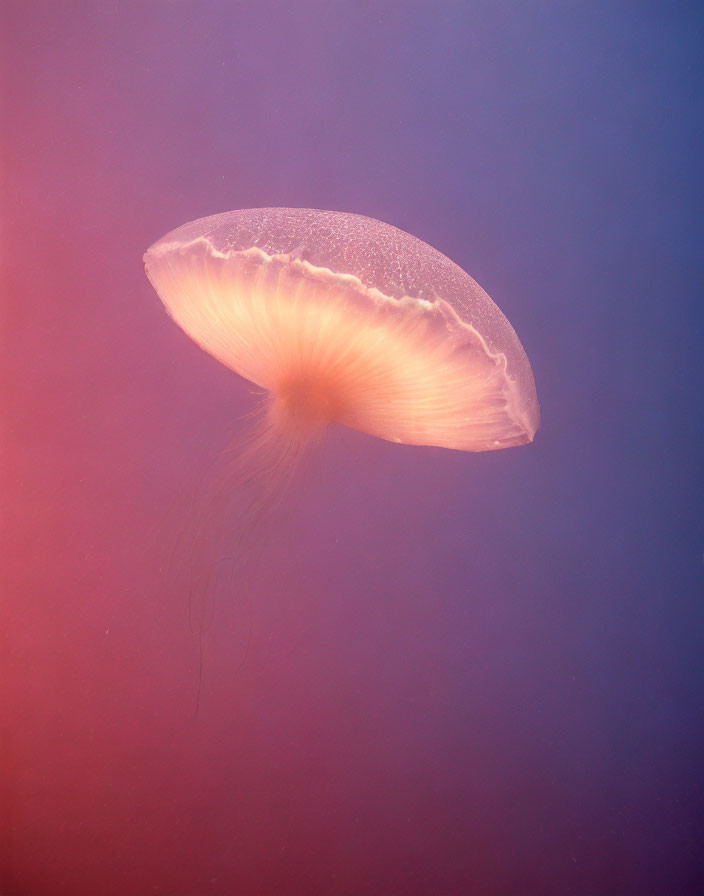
(175, 390, 327, 712)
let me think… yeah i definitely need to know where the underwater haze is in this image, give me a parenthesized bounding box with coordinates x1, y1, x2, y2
(2, 2, 703, 894)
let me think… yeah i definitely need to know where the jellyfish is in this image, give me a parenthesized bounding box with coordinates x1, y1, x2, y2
(144, 208, 539, 599)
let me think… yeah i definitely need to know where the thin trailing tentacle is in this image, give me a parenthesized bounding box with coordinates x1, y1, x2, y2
(171, 392, 326, 716)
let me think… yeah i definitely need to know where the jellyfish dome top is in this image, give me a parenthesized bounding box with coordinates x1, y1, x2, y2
(145, 208, 539, 461)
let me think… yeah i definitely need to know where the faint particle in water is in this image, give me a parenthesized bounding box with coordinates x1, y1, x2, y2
(144, 207, 540, 576)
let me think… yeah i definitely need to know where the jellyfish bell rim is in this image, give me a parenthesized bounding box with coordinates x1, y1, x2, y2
(144, 208, 540, 452)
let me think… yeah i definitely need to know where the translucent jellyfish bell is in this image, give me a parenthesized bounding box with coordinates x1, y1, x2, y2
(144, 208, 540, 454)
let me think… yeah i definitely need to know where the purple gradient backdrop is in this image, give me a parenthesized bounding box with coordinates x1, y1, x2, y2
(2, 2, 703, 894)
